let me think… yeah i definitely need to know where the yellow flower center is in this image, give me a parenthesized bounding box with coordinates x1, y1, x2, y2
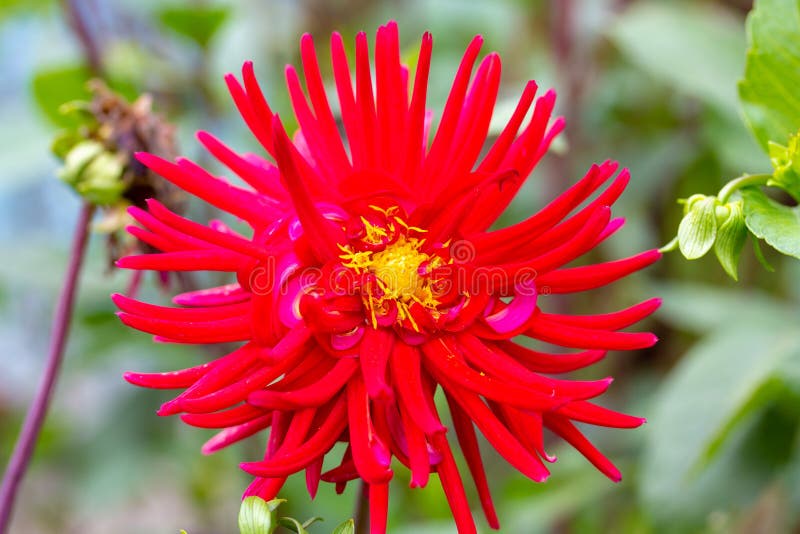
(338, 210, 444, 331)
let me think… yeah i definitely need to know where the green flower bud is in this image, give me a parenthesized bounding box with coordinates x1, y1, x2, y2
(768, 131, 800, 201)
(713, 200, 748, 280)
(678, 195, 719, 259)
(58, 141, 127, 205)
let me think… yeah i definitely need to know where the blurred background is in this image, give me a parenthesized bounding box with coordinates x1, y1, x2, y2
(2, 0, 800, 532)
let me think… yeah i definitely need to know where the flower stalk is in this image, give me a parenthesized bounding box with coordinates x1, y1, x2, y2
(0, 203, 95, 534)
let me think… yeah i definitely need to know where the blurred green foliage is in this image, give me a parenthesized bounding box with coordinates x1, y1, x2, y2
(1, 0, 800, 533)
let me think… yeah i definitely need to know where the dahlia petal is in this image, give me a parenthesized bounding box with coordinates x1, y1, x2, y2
(536, 249, 662, 294)
(478, 80, 538, 173)
(173, 283, 247, 307)
(526, 312, 658, 350)
(458, 334, 612, 401)
(431, 53, 501, 200)
(247, 358, 358, 410)
(271, 119, 344, 260)
(196, 130, 285, 197)
(469, 161, 618, 253)
(225, 66, 274, 156)
(494, 406, 556, 463)
(125, 225, 182, 253)
(483, 287, 538, 334)
(421, 338, 564, 411)
(346, 377, 393, 484)
(112, 293, 250, 322)
(240, 61, 276, 154)
(331, 327, 365, 351)
(398, 402, 430, 488)
(181, 404, 266, 429)
(445, 394, 500, 530)
(544, 414, 622, 482)
(123, 361, 215, 389)
(241, 398, 347, 477)
(116, 250, 253, 273)
(496, 341, 607, 374)
(145, 198, 271, 259)
(135, 152, 277, 228)
(389, 343, 446, 436)
(360, 328, 394, 400)
(299, 34, 351, 173)
(430, 432, 478, 534)
(244, 477, 287, 501)
(330, 32, 363, 168)
(376, 22, 405, 174)
(285, 65, 341, 182)
(493, 206, 612, 279)
(127, 206, 212, 251)
(355, 31, 379, 169)
(202, 413, 273, 454)
(401, 32, 433, 185)
(178, 347, 317, 414)
(157, 343, 263, 415)
(444, 386, 550, 482)
(542, 298, 662, 331)
(420, 34, 483, 191)
(557, 401, 646, 429)
(117, 312, 251, 344)
(306, 457, 324, 500)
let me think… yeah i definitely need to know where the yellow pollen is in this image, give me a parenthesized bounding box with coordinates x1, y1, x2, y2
(339, 232, 443, 331)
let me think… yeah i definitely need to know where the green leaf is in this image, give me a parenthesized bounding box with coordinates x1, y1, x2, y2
(713, 201, 748, 280)
(739, 0, 800, 151)
(31, 65, 92, 127)
(610, 2, 745, 113)
(640, 322, 800, 524)
(741, 186, 800, 258)
(239, 497, 284, 534)
(158, 5, 230, 49)
(332, 519, 355, 534)
(678, 195, 718, 259)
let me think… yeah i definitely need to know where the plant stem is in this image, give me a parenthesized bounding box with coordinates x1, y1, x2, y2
(717, 173, 771, 204)
(0, 203, 95, 534)
(353, 480, 370, 534)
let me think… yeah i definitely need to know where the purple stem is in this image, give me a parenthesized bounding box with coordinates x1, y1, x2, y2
(0, 203, 95, 533)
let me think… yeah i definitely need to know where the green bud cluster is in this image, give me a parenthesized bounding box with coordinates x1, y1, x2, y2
(237, 496, 352, 534)
(57, 139, 127, 205)
(675, 194, 748, 280)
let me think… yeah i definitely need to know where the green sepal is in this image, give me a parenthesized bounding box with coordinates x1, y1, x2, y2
(238, 497, 285, 534)
(678, 195, 719, 259)
(752, 237, 776, 272)
(713, 200, 748, 280)
(331, 519, 355, 534)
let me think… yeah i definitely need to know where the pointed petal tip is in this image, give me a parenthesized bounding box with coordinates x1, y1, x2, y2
(134, 151, 155, 165)
(156, 400, 182, 417)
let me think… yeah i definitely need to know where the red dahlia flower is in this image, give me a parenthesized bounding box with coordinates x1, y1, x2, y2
(115, 22, 660, 533)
